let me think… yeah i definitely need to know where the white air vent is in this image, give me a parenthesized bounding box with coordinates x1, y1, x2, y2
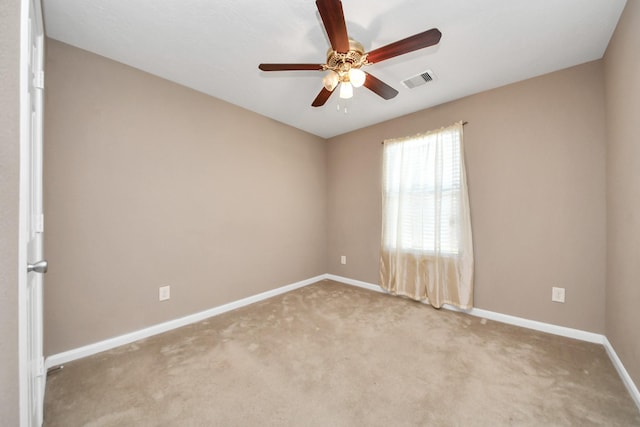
(402, 69, 436, 89)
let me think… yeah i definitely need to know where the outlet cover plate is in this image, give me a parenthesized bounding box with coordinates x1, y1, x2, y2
(159, 285, 171, 301)
(552, 287, 565, 303)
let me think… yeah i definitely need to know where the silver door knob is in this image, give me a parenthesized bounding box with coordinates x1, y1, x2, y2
(27, 260, 48, 274)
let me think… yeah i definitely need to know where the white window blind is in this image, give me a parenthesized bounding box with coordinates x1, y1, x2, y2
(383, 125, 463, 255)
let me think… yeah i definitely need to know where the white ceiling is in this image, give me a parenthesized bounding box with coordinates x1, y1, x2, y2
(43, 0, 626, 139)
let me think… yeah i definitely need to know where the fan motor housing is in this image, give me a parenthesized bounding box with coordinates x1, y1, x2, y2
(326, 39, 367, 71)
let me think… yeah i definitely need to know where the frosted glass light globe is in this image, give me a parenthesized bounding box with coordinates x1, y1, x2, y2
(348, 68, 366, 88)
(322, 70, 339, 91)
(339, 82, 353, 99)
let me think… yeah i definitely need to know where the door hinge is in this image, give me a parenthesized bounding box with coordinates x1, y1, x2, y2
(34, 71, 44, 90)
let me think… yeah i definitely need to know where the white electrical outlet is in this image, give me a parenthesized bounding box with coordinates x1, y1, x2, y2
(159, 285, 171, 301)
(340, 255, 346, 265)
(551, 287, 565, 303)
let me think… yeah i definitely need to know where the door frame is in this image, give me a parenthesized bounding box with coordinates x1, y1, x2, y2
(18, 0, 45, 425)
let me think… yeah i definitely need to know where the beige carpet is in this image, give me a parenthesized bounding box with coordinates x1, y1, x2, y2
(44, 280, 640, 426)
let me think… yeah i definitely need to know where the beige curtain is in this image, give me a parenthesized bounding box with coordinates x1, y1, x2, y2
(380, 122, 474, 309)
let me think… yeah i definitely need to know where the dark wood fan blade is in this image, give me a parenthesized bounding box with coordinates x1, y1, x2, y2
(363, 73, 398, 100)
(312, 87, 335, 107)
(316, 0, 350, 53)
(259, 64, 324, 71)
(366, 28, 442, 64)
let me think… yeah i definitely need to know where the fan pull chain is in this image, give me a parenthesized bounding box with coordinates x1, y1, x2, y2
(336, 98, 351, 114)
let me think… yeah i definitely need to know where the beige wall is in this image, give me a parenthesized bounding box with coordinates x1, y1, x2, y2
(0, 0, 21, 424)
(44, 40, 328, 355)
(327, 61, 607, 333)
(604, 0, 640, 386)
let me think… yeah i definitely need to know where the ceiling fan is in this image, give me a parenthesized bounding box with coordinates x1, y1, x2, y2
(258, 0, 442, 107)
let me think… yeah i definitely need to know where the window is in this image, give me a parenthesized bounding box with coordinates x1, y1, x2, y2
(382, 124, 464, 255)
(380, 122, 473, 307)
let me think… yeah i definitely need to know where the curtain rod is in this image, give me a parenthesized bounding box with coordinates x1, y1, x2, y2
(381, 121, 468, 144)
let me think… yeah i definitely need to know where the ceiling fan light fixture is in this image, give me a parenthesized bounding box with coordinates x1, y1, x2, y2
(258, 1, 442, 107)
(339, 81, 353, 99)
(348, 68, 366, 88)
(322, 70, 340, 91)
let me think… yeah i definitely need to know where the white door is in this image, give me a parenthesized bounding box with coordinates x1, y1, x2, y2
(20, 0, 46, 425)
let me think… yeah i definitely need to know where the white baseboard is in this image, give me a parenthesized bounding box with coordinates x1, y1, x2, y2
(603, 336, 640, 410)
(45, 274, 326, 369)
(325, 274, 384, 294)
(450, 306, 603, 344)
(327, 274, 603, 342)
(328, 274, 640, 410)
